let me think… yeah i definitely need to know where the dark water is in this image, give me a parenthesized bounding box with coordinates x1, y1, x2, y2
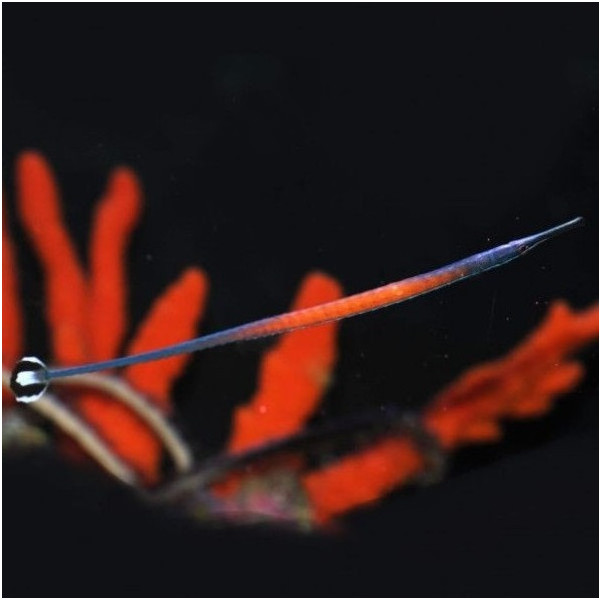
(3, 5, 598, 596)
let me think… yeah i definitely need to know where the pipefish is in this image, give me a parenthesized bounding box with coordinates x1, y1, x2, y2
(10, 217, 583, 403)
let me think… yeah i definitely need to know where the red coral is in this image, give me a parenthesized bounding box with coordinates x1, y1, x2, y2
(424, 301, 599, 448)
(213, 272, 342, 498)
(16, 152, 89, 365)
(4, 150, 597, 526)
(2, 204, 23, 373)
(303, 302, 598, 523)
(303, 438, 424, 523)
(227, 272, 342, 452)
(125, 268, 208, 407)
(88, 167, 142, 362)
(6, 151, 208, 483)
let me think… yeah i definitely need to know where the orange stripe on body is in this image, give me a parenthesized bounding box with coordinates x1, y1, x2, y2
(243, 268, 462, 340)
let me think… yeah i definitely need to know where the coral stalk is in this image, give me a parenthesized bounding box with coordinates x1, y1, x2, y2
(227, 272, 343, 452)
(88, 167, 142, 361)
(16, 151, 88, 365)
(303, 302, 598, 523)
(2, 206, 23, 370)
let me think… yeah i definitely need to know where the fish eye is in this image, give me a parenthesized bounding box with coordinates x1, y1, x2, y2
(10, 357, 49, 403)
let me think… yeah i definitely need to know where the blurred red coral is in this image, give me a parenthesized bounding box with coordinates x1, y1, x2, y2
(227, 272, 342, 452)
(303, 437, 425, 523)
(5, 151, 208, 483)
(424, 301, 598, 449)
(303, 301, 598, 523)
(213, 272, 342, 498)
(4, 151, 597, 526)
(2, 205, 23, 371)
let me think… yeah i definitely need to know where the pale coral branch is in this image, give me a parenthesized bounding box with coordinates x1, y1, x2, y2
(54, 373, 194, 474)
(3, 370, 138, 486)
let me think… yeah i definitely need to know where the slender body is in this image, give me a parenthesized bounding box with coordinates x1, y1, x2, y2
(10, 217, 583, 403)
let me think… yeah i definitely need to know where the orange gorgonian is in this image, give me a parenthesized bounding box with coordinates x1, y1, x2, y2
(3, 151, 209, 484)
(302, 300, 598, 523)
(3, 150, 598, 527)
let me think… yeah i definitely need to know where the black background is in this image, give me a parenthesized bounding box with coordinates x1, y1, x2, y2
(3, 5, 598, 597)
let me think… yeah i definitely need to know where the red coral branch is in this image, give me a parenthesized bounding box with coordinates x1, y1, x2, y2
(5, 150, 597, 522)
(424, 301, 599, 449)
(15, 151, 89, 365)
(2, 204, 23, 369)
(73, 268, 208, 484)
(303, 302, 598, 523)
(88, 167, 142, 361)
(303, 438, 424, 523)
(125, 267, 209, 407)
(67, 390, 161, 482)
(227, 271, 343, 452)
(7, 151, 209, 484)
